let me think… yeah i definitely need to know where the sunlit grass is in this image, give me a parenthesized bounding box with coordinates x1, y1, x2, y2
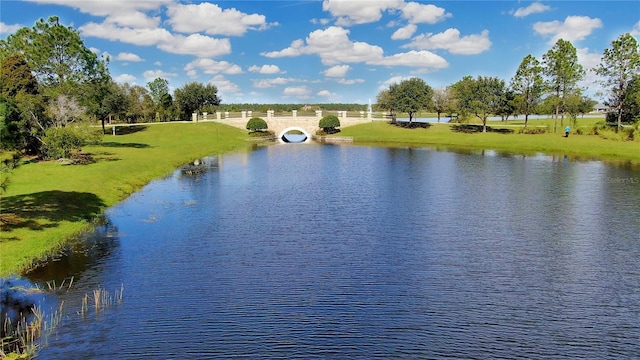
(338, 120, 640, 165)
(0, 122, 249, 275)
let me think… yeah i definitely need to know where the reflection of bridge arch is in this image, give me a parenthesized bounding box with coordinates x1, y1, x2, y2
(278, 126, 312, 144)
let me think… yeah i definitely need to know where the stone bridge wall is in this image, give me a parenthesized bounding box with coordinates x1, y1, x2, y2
(200, 110, 374, 138)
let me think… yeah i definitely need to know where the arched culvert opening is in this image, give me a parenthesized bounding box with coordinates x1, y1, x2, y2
(279, 127, 311, 143)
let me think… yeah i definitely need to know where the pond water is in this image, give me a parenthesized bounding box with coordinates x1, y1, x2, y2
(28, 144, 640, 359)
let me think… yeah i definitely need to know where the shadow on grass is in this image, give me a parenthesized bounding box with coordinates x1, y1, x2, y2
(99, 142, 151, 148)
(108, 125, 148, 135)
(0, 190, 105, 233)
(451, 124, 514, 134)
(390, 121, 432, 129)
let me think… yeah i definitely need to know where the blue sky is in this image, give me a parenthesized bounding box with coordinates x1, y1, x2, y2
(1, 1, 639, 104)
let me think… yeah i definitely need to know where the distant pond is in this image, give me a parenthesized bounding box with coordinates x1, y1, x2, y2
(28, 144, 640, 359)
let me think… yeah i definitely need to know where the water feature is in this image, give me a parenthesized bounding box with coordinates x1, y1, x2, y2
(27, 144, 640, 359)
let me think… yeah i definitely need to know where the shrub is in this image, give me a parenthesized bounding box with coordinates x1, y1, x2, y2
(517, 126, 549, 134)
(319, 115, 340, 134)
(246, 117, 268, 132)
(41, 125, 101, 160)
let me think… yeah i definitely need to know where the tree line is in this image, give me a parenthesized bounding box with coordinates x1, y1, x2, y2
(0, 17, 224, 160)
(376, 34, 640, 133)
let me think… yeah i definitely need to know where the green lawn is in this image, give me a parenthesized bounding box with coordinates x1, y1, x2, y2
(0, 122, 249, 276)
(338, 121, 640, 165)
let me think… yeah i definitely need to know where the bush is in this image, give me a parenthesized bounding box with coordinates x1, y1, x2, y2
(590, 121, 639, 141)
(319, 115, 340, 133)
(41, 125, 101, 160)
(246, 117, 268, 132)
(517, 126, 549, 134)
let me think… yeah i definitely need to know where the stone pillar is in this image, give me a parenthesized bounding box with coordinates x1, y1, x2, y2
(241, 111, 247, 120)
(225, 111, 229, 119)
(367, 111, 372, 120)
(203, 112, 208, 121)
(360, 111, 365, 118)
(216, 112, 221, 120)
(292, 110, 297, 119)
(192, 112, 198, 122)
(248, 111, 252, 118)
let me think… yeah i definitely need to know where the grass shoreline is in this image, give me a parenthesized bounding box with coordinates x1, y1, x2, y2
(1, 122, 251, 276)
(338, 121, 640, 166)
(1, 119, 639, 276)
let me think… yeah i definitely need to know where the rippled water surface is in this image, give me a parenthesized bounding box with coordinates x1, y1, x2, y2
(29, 145, 640, 359)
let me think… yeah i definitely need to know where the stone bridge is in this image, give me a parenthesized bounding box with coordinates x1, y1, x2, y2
(195, 110, 374, 143)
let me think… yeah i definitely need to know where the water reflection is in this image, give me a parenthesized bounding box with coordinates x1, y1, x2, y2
(31, 145, 640, 359)
(27, 218, 121, 285)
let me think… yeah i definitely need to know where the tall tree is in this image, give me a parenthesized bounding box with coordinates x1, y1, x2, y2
(173, 82, 220, 121)
(510, 54, 544, 128)
(593, 33, 640, 130)
(542, 39, 585, 132)
(432, 87, 454, 123)
(376, 86, 398, 123)
(147, 77, 170, 106)
(452, 75, 505, 133)
(0, 54, 44, 152)
(380, 78, 433, 123)
(0, 16, 108, 93)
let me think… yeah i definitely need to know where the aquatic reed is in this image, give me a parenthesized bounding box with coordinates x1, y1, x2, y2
(79, 285, 124, 318)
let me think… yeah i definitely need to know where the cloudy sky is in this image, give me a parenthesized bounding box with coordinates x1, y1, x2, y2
(1, 0, 639, 104)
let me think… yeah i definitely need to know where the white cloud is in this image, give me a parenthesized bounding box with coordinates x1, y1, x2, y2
(142, 70, 178, 82)
(337, 78, 365, 85)
(115, 52, 144, 62)
(632, 21, 640, 37)
(323, 65, 351, 77)
(80, 22, 173, 46)
(209, 75, 241, 95)
(533, 16, 603, 44)
(154, 61, 162, 67)
(392, 24, 417, 40)
(248, 65, 283, 74)
(263, 26, 384, 65)
(166, 3, 274, 36)
(283, 86, 312, 98)
(512, 2, 551, 18)
(400, 2, 451, 24)
(317, 90, 340, 100)
(157, 33, 232, 58)
(577, 47, 604, 95)
(114, 74, 137, 83)
(0, 21, 22, 34)
(264, 26, 448, 70)
(311, 18, 331, 26)
(322, 0, 404, 25)
(252, 77, 297, 89)
(26, 0, 166, 28)
(372, 50, 449, 69)
(25, 0, 169, 16)
(185, 59, 243, 77)
(378, 75, 406, 91)
(403, 28, 492, 55)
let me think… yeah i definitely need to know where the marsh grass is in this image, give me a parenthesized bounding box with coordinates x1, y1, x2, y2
(1, 302, 64, 358)
(79, 285, 124, 318)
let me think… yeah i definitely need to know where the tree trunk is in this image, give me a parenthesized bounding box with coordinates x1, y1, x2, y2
(524, 113, 529, 128)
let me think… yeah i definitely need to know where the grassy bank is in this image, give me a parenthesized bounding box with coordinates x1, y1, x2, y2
(338, 120, 640, 165)
(0, 122, 249, 276)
